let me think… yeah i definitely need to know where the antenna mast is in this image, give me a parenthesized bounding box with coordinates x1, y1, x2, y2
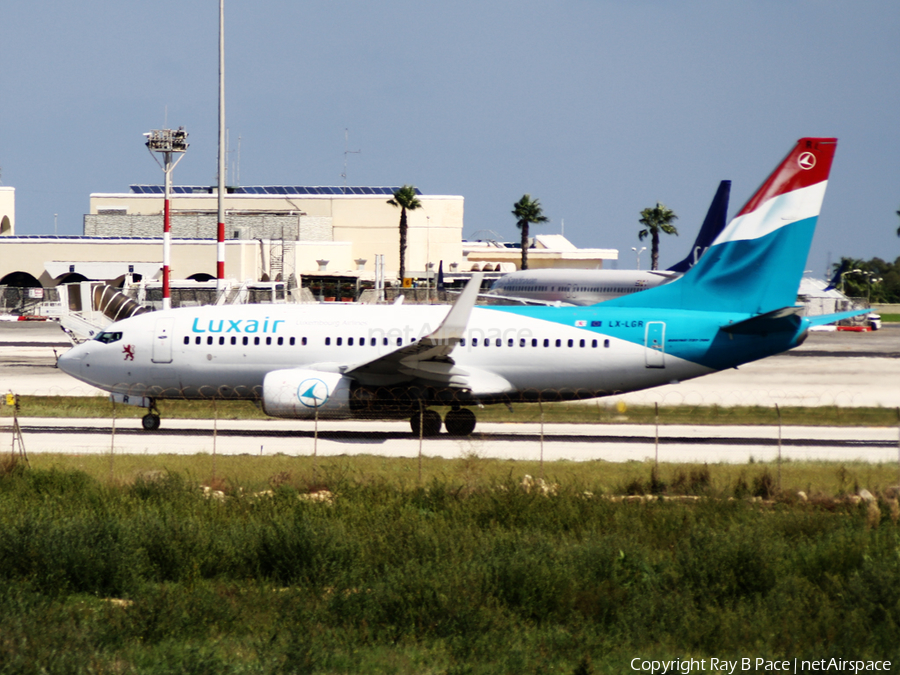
(341, 128, 360, 193)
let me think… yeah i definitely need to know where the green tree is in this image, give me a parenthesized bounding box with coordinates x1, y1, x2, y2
(638, 202, 679, 271)
(387, 185, 422, 283)
(512, 194, 549, 270)
(896, 206, 900, 237)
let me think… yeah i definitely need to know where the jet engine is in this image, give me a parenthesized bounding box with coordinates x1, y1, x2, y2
(262, 369, 354, 419)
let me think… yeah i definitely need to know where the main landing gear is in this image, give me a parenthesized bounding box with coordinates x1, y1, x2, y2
(409, 407, 477, 437)
(141, 401, 161, 431)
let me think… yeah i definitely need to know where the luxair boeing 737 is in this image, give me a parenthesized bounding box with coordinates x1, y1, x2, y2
(59, 138, 862, 436)
(487, 180, 731, 306)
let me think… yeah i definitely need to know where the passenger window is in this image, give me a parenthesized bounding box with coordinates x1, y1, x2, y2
(325, 337, 331, 346)
(397, 337, 402, 346)
(337, 337, 342, 346)
(183, 336, 189, 345)
(591, 339, 597, 348)
(579, 339, 585, 348)
(218, 336, 225, 345)
(383, 338, 388, 346)
(231, 336, 237, 345)
(277, 337, 283, 346)
(289, 337, 295, 346)
(495, 339, 501, 347)
(207, 336, 213, 345)
(348, 337, 354, 346)
(243, 336, 249, 346)
(195, 336, 201, 345)
(472, 338, 478, 346)
(604, 339, 610, 348)
(266, 337, 272, 345)
(568, 339, 574, 347)
(543, 339, 549, 347)
(360, 337, 365, 346)
(254, 337, 260, 346)
(531, 339, 537, 347)
(301, 337, 307, 346)
(460, 338, 466, 346)
(508, 338, 514, 347)
(555, 339, 561, 347)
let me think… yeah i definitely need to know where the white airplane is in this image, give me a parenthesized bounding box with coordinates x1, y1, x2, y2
(59, 138, 864, 436)
(487, 180, 731, 306)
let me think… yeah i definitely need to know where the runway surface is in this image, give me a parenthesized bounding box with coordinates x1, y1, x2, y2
(8, 417, 900, 464)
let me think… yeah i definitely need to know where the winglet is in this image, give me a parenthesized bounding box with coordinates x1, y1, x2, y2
(427, 273, 483, 345)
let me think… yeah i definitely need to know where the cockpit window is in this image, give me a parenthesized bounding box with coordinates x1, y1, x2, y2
(94, 331, 123, 344)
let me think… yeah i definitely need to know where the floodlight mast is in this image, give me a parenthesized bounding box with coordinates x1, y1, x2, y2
(145, 127, 189, 311)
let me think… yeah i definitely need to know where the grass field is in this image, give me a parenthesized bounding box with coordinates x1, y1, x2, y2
(18, 452, 900, 501)
(4, 395, 900, 427)
(1, 460, 899, 674)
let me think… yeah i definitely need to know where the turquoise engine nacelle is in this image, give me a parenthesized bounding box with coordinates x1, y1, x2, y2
(262, 369, 354, 418)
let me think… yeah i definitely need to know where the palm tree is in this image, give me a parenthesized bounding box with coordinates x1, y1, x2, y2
(387, 185, 422, 283)
(638, 202, 679, 271)
(512, 194, 549, 270)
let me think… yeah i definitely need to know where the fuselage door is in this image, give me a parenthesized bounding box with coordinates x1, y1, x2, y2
(152, 317, 175, 364)
(644, 321, 665, 368)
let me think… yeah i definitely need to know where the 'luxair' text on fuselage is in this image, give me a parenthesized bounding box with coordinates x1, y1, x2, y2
(191, 318, 286, 334)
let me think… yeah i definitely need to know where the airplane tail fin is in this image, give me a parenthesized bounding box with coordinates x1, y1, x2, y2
(604, 138, 837, 315)
(824, 259, 849, 291)
(666, 179, 731, 274)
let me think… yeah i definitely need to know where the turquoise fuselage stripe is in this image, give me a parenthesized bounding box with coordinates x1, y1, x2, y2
(479, 214, 819, 371)
(484, 304, 807, 372)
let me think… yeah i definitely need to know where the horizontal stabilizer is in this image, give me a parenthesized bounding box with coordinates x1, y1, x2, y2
(721, 306, 804, 335)
(805, 308, 872, 328)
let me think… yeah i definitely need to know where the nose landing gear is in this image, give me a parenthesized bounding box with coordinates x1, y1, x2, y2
(141, 401, 161, 431)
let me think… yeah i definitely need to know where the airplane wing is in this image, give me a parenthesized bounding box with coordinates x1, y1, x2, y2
(340, 274, 493, 387)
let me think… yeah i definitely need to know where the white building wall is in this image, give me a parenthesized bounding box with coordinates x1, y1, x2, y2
(0, 187, 15, 236)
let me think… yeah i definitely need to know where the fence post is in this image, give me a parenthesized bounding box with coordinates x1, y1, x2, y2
(538, 396, 545, 480)
(654, 402, 659, 467)
(212, 400, 218, 482)
(417, 399, 424, 486)
(776, 403, 782, 493)
(109, 398, 116, 482)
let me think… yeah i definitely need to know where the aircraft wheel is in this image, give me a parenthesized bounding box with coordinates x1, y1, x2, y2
(410, 409, 442, 436)
(142, 413, 161, 431)
(444, 408, 477, 436)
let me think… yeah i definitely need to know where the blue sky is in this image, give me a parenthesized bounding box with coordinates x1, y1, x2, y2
(2, 0, 898, 274)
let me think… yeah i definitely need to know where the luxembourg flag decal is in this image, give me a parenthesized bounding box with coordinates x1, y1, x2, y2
(575, 320, 587, 327)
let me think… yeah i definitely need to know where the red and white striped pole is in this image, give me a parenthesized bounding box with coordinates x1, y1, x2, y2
(163, 166, 172, 310)
(216, 0, 226, 293)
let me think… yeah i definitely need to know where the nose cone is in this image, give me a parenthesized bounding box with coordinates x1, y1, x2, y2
(57, 344, 85, 379)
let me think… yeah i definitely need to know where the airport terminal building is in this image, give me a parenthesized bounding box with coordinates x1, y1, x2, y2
(0, 184, 616, 292)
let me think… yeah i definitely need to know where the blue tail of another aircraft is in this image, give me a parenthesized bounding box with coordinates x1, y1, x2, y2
(667, 179, 731, 274)
(606, 138, 838, 316)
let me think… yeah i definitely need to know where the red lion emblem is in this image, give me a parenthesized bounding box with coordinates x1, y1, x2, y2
(123, 344, 135, 361)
